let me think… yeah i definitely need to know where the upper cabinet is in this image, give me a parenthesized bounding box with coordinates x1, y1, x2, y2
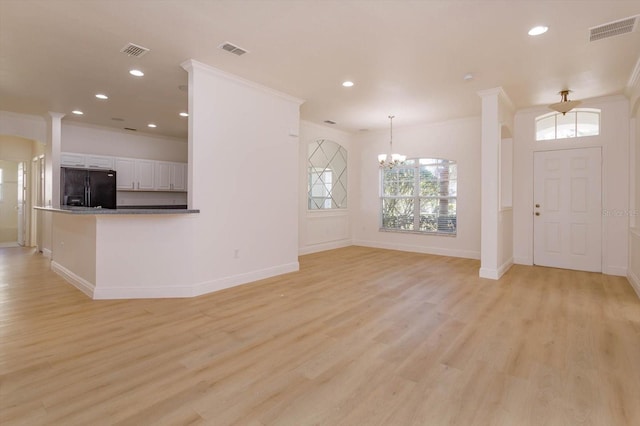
(61, 153, 114, 170)
(63, 152, 187, 192)
(154, 161, 186, 191)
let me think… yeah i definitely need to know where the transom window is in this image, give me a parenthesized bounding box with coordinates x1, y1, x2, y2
(535, 108, 600, 141)
(380, 158, 457, 235)
(308, 139, 347, 210)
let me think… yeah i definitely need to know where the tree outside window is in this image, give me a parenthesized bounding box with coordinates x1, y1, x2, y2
(380, 158, 457, 235)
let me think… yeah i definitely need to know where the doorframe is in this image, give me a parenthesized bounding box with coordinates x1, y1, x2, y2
(531, 146, 604, 272)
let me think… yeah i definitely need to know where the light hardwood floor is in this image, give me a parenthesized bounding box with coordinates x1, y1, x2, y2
(1, 246, 639, 426)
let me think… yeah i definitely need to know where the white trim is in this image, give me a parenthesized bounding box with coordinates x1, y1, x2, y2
(628, 269, 640, 300)
(479, 257, 513, 280)
(352, 239, 480, 260)
(42, 248, 52, 258)
(630, 118, 637, 228)
(627, 55, 640, 91)
(51, 261, 95, 298)
(91, 262, 300, 300)
(513, 256, 533, 265)
(299, 239, 352, 255)
(0, 242, 19, 248)
(602, 265, 627, 277)
(181, 59, 305, 106)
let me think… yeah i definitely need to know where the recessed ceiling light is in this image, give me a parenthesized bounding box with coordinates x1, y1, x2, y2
(179, 112, 189, 117)
(528, 26, 549, 36)
(147, 123, 157, 128)
(129, 69, 144, 77)
(95, 93, 108, 100)
(71, 110, 83, 115)
(342, 81, 354, 87)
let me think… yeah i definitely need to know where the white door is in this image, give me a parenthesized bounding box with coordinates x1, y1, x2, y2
(533, 147, 602, 272)
(17, 162, 26, 246)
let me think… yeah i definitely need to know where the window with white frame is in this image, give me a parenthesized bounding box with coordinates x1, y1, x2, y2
(535, 108, 600, 141)
(380, 158, 457, 235)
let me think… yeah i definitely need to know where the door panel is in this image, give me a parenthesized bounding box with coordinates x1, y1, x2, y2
(533, 148, 602, 272)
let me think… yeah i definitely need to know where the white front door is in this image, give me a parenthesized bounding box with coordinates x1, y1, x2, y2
(533, 147, 602, 272)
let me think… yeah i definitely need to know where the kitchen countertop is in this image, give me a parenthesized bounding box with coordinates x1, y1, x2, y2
(34, 206, 200, 215)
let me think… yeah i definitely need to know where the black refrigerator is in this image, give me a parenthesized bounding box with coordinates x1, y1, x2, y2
(61, 167, 117, 209)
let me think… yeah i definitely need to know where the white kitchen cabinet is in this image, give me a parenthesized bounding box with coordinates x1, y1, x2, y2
(115, 158, 154, 190)
(155, 161, 172, 190)
(170, 162, 187, 191)
(136, 160, 155, 190)
(85, 155, 114, 170)
(155, 161, 186, 191)
(115, 158, 136, 190)
(61, 153, 86, 167)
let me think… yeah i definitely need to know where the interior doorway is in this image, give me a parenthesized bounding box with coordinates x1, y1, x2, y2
(533, 147, 602, 272)
(0, 160, 23, 247)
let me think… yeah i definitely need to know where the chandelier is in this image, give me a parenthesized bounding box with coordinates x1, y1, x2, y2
(378, 115, 406, 169)
(548, 90, 582, 115)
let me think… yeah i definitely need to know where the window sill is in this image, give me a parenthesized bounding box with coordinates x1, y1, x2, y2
(378, 228, 457, 238)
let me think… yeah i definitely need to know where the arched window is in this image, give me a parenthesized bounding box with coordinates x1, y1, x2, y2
(535, 108, 600, 141)
(380, 158, 457, 235)
(307, 139, 347, 209)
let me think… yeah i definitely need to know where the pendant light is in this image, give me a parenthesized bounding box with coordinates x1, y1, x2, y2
(378, 115, 406, 169)
(549, 90, 582, 115)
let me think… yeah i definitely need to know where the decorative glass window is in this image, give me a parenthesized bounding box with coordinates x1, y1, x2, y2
(307, 139, 347, 209)
(535, 108, 600, 141)
(380, 158, 457, 235)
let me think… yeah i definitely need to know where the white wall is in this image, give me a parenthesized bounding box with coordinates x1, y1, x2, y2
(513, 95, 630, 276)
(353, 116, 481, 259)
(183, 60, 303, 295)
(298, 120, 354, 254)
(61, 121, 187, 162)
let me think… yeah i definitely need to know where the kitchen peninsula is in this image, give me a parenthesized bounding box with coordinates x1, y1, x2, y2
(36, 206, 200, 299)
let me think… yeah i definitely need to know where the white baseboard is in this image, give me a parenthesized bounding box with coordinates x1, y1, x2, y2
(479, 258, 514, 280)
(513, 256, 533, 265)
(42, 248, 52, 259)
(352, 239, 480, 260)
(51, 261, 95, 298)
(603, 265, 628, 277)
(299, 239, 352, 255)
(628, 270, 640, 300)
(0, 242, 19, 248)
(91, 261, 300, 300)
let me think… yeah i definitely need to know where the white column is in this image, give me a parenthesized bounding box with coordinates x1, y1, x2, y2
(45, 112, 65, 208)
(478, 89, 501, 279)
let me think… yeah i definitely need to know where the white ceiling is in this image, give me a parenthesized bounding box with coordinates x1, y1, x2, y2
(1, 0, 639, 139)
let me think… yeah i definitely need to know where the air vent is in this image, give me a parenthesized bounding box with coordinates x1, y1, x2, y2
(124, 127, 137, 131)
(120, 43, 150, 57)
(324, 120, 337, 125)
(589, 15, 638, 41)
(218, 42, 248, 56)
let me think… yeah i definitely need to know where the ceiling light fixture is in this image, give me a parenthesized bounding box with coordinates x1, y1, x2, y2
(129, 69, 144, 77)
(71, 110, 83, 115)
(179, 112, 189, 117)
(147, 123, 157, 128)
(95, 93, 108, 100)
(528, 25, 549, 36)
(342, 81, 354, 87)
(548, 90, 582, 115)
(378, 115, 406, 169)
